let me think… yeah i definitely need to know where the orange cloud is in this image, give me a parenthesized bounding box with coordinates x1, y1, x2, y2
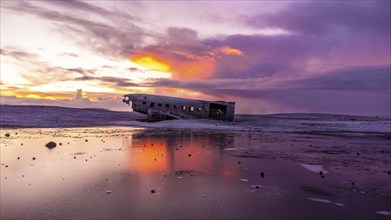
(131, 55, 172, 72)
(216, 46, 244, 56)
(174, 59, 215, 79)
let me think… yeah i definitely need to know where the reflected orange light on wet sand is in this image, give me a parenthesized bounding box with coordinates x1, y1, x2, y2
(127, 138, 169, 173)
(126, 134, 239, 178)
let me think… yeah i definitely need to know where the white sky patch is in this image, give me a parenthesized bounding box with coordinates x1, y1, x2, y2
(0, 57, 29, 85)
(30, 81, 117, 93)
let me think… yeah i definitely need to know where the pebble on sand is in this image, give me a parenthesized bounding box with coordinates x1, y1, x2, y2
(45, 141, 57, 149)
(5, 133, 10, 138)
(32, 157, 36, 160)
(106, 191, 112, 194)
(151, 190, 156, 194)
(260, 172, 265, 178)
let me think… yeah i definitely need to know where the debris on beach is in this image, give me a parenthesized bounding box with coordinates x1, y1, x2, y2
(106, 190, 112, 194)
(4, 133, 10, 138)
(240, 178, 248, 182)
(32, 157, 36, 160)
(45, 141, 57, 149)
(151, 189, 156, 194)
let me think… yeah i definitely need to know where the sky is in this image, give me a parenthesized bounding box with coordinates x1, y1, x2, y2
(0, 1, 390, 116)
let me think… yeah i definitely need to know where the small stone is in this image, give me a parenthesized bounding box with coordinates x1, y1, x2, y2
(5, 165, 8, 168)
(106, 178, 109, 181)
(387, 170, 391, 175)
(260, 172, 265, 178)
(32, 157, 36, 160)
(351, 182, 355, 186)
(255, 185, 260, 189)
(319, 171, 323, 176)
(59, 143, 62, 146)
(106, 190, 112, 194)
(151, 189, 156, 194)
(356, 153, 360, 156)
(17, 157, 20, 160)
(5, 133, 10, 138)
(21, 143, 23, 146)
(188, 154, 192, 157)
(45, 141, 57, 149)
(85, 139, 88, 142)
(74, 156, 76, 159)
(238, 161, 241, 164)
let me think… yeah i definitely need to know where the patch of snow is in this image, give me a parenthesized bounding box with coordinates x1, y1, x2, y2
(307, 197, 332, 203)
(301, 164, 329, 174)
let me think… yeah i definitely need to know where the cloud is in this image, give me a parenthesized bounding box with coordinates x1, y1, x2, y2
(247, 1, 390, 36)
(145, 65, 391, 115)
(2, 1, 145, 58)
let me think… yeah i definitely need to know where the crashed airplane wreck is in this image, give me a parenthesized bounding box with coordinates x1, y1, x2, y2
(122, 94, 235, 122)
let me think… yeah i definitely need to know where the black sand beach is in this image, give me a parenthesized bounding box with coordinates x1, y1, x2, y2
(1, 127, 390, 219)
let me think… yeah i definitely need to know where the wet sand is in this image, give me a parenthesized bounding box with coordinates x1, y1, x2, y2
(1, 127, 390, 219)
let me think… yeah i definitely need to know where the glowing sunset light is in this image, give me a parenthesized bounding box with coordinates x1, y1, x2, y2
(217, 46, 244, 56)
(132, 56, 171, 73)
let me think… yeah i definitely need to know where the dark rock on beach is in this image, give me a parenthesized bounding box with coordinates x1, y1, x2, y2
(45, 141, 57, 149)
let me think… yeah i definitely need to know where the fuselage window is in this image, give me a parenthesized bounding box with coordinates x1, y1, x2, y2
(150, 102, 155, 107)
(166, 104, 170, 108)
(142, 101, 147, 105)
(189, 106, 194, 112)
(158, 103, 162, 107)
(173, 105, 178, 109)
(182, 106, 186, 110)
(197, 107, 202, 111)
